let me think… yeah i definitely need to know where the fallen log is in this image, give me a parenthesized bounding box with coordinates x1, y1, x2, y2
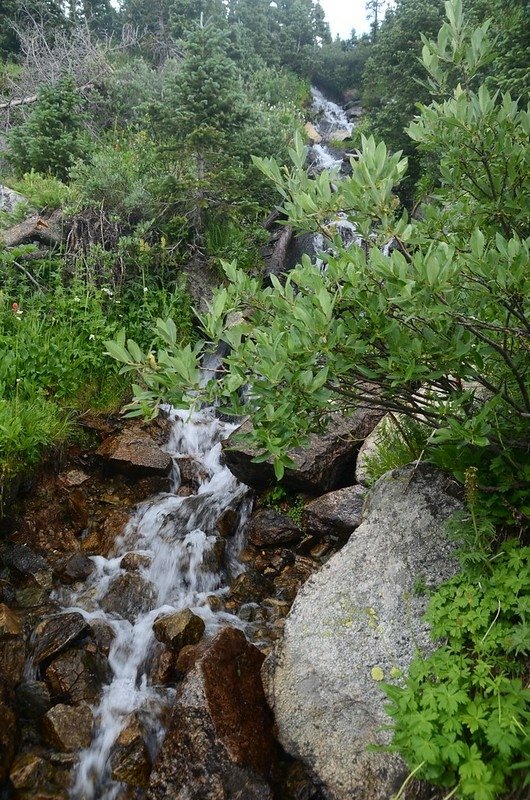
(0, 82, 95, 111)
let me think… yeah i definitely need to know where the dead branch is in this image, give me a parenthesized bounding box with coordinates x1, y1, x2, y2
(0, 82, 96, 111)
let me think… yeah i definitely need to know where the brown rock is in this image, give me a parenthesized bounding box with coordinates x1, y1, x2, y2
(248, 509, 302, 548)
(97, 427, 171, 476)
(229, 571, 273, 605)
(45, 647, 110, 704)
(110, 713, 151, 788)
(302, 484, 366, 542)
(55, 553, 94, 585)
(153, 609, 205, 652)
(0, 637, 26, 686)
(33, 613, 89, 666)
(0, 603, 21, 637)
(41, 703, 93, 751)
(82, 508, 130, 556)
(9, 752, 49, 790)
(100, 573, 156, 623)
(150, 647, 181, 685)
(176, 456, 209, 488)
(304, 121, 322, 143)
(88, 619, 116, 657)
(0, 542, 53, 607)
(59, 469, 90, 487)
(216, 508, 239, 538)
(222, 409, 384, 493)
(66, 488, 89, 531)
(0, 678, 16, 781)
(120, 552, 151, 571)
(273, 557, 316, 602)
(147, 627, 278, 800)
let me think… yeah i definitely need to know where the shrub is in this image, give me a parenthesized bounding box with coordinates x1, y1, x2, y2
(10, 171, 71, 210)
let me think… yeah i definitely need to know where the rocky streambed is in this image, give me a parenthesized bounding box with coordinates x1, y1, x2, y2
(0, 405, 461, 800)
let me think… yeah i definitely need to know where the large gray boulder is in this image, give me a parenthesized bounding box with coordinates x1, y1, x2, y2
(0, 184, 26, 213)
(262, 465, 462, 800)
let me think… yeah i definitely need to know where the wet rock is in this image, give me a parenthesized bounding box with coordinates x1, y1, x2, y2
(9, 752, 50, 790)
(82, 508, 130, 556)
(229, 570, 273, 604)
(59, 469, 90, 487)
(0, 637, 26, 686)
(55, 552, 94, 585)
(0, 678, 17, 781)
(33, 613, 89, 666)
(302, 485, 366, 542)
(282, 761, 325, 800)
(100, 572, 156, 622)
(222, 409, 383, 493)
(263, 465, 462, 800)
(110, 713, 152, 789)
(66, 488, 89, 531)
(41, 703, 93, 751)
(150, 647, 181, 685)
(45, 647, 110, 704)
(88, 619, 116, 657)
(153, 609, 205, 652)
(216, 507, 239, 538)
(120, 552, 151, 571)
(97, 427, 172, 476)
(147, 627, 278, 800)
(248, 508, 302, 548)
(0, 602, 22, 637)
(273, 556, 316, 603)
(0, 542, 53, 607)
(16, 681, 51, 719)
(176, 455, 209, 488)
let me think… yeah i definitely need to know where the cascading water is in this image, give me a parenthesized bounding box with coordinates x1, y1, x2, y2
(49, 407, 250, 800)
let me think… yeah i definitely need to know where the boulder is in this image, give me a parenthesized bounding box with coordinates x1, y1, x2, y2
(120, 551, 151, 571)
(0, 183, 26, 213)
(153, 609, 205, 652)
(100, 572, 156, 623)
(9, 752, 50, 790)
(304, 122, 322, 143)
(88, 619, 116, 657)
(247, 509, 303, 548)
(0, 603, 22, 637)
(147, 626, 278, 800)
(262, 465, 462, 800)
(40, 703, 93, 751)
(110, 713, 152, 788)
(45, 647, 110, 704)
(329, 128, 351, 141)
(302, 484, 366, 542)
(97, 426, 172, 476)
(0, 637, 26, 686)
(32, 613, 89, 666)
(222, 409, 383, 493)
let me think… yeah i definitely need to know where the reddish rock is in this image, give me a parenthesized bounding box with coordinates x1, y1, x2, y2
(150, 647, 181, 685)
(216, 507, 239, 538)
(82, 508, 130, 557)
(176, 455, 209, 488)
(41, 703, 93, 751)
(147, 627, 278, 800)
(302, 484, 366, 542)
(0, 637, 26, 687)
(153, 609, 205, 652)
(248, 508, 303, 548)
(120, 552, 151, 571)
(9, 752, 50, 790)
(88, 619, 116, 657)
(97, 427, 171, 476)
(222, 409, 384, 493)
(66, 488, 89, 531)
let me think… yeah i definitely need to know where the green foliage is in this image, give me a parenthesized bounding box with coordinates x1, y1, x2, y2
(382, 542, 530, 799)
(362, 416, 430, 486)
(263, 485, 305, 527)
(9, 171, 71, 211)
(7, 77, 89, 181)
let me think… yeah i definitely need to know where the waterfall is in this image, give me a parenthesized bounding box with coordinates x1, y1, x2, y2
(51, 407, 250, 800)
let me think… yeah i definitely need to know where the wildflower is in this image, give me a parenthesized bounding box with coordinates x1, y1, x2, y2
(89, 334, 96, 341)
(102, 287, 113, 297)
(143, 287, 148, 293)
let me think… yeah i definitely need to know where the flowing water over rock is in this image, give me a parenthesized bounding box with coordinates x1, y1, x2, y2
(45, 408, 250, 800)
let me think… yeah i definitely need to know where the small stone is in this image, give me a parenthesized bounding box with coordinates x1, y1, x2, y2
(45, 648, 110, 704)
(175, 456, 209, 488)
(88, 619, 116, 657)
(153, 609, 205, 652)
(302, 484, 366, 542)
(41, 703, 93, 751)
(216, 508, 239, 538)
(229, 571, 273, 605)
(55, 553, 94, 585)
(0, 637, 26, 687)
(150, 647, 181, 685)
(60, 470, 89, 487)
(97, 427, 171, 476)
(82, 508, 130, 557)
(0, 603, 21, 637)
(33, 613, 89, 666)
(120, 552, 151, 571)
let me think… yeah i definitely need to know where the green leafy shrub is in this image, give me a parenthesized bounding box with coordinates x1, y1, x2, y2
(7, 77, 89, 181)
(382, 542, 530, 799)
(10, 171, 71, 211)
